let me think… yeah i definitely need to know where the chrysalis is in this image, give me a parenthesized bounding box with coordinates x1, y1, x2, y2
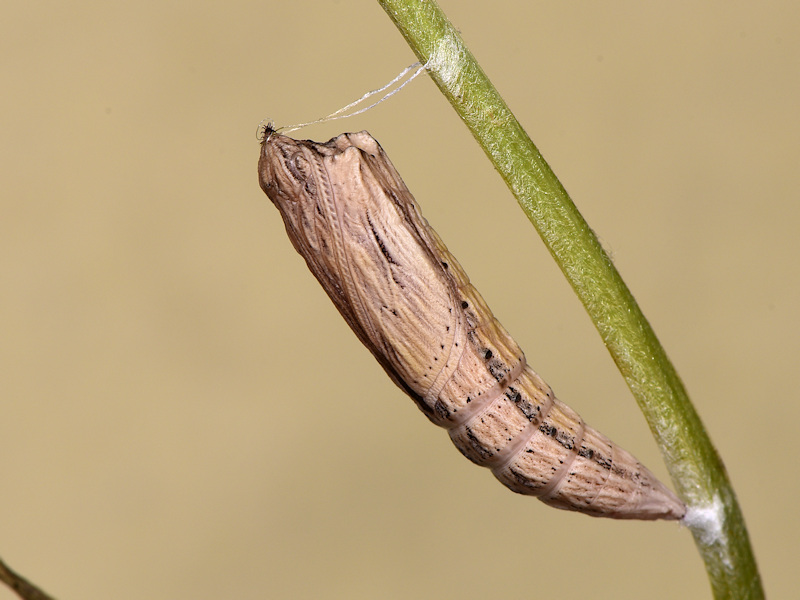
(258, 127, 685, 521)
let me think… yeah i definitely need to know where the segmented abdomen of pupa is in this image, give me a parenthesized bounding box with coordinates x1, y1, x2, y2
(412, 228, 684, 520)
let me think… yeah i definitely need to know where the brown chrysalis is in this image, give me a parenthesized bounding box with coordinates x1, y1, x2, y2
(258, 127, 684, 521)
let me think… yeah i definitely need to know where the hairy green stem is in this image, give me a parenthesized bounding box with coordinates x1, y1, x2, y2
(377, 1, 763, 598)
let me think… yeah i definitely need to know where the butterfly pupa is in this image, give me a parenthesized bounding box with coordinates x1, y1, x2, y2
(258, 127, 685, 521)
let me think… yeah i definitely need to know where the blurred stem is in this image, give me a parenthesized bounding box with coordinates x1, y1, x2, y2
(0, 556, 56, 600)
(377, 1, 763, 598)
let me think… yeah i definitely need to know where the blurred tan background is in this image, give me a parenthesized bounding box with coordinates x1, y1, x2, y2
(2, 1, 797, 598)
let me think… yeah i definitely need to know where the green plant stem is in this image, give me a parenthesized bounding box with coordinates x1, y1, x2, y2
(377, 1, 763, 598)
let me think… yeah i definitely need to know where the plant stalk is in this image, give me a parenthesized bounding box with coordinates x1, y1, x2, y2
(376, 1, 763, 598)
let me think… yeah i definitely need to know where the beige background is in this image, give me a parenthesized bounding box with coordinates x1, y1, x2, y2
(1, 1, 797, 598)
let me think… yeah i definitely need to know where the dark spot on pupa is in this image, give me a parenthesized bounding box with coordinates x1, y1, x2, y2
(442, 261, 448, 269)
(461, 301, 469, 309)
(434, 400, 450, 420)
(484, 349, 493, 360)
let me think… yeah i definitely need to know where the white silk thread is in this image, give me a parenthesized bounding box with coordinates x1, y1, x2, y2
(273, 61, 430, 135)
